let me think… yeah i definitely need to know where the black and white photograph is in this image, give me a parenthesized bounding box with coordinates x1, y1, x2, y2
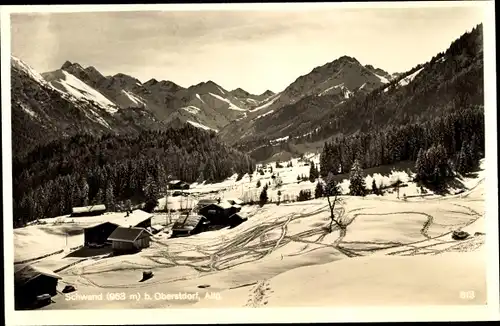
(2, 1, 498, 324)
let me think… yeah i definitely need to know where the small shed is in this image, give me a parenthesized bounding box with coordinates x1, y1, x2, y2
(198, 202, 233, 225)
(14, 264, 62, 309)
(107, 227, 152, 253)
(171, 214, 207, 237)
(70, 204, 106, 217)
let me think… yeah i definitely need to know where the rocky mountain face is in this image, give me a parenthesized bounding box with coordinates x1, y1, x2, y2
(41, 63, 260, 133)
(11, 57, 165, 157)
(218, 55, 396, 143)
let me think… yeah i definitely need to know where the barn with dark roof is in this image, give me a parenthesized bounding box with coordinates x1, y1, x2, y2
(198, 202, 241, 225)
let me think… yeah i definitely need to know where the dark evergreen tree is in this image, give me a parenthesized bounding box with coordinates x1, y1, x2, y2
(297, 189, 312, 202)
(325, 172, 340, 197)
(143, 173, 159, 213)
(259, 185, 269, 207)
(349, 159, 366, 196)
(415, 148, 427, 181)
(371, 179, 379, 195)
(315, 181, 325, 198)
(309, 161, 319, 182)
(105, 182, 116, 211)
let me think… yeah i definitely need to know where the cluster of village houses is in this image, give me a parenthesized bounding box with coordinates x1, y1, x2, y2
(14, 185, 247, 309)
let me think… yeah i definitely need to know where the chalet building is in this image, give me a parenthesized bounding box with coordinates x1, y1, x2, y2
(171, 215, 208, 238)
(107, 227, 152, 253)
(83, 209, 153, 247)
(168, 180, 190, 190)
(198, 202, 243, 225)
(84, 221, 119, 247)
(195, 199, 219, 211)
(70, 204, 106, 217)
(14, 264, 62, 309)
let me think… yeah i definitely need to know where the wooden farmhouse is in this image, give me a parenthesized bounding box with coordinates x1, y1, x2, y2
(198, 201, 242, 225)
(107, 227, 152, 253)
(83, 209, 152, 247)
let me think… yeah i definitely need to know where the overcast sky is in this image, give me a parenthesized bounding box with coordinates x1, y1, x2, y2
(10, 6, 484, 94)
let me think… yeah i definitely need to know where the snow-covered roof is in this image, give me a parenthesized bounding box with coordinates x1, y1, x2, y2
(202, 202, 232, 210)
(85, 209, 152, 229)
(15, 264, 62, 285)
(226, 198, 243, 205)
(172, 215, 205, 231)
(151, 224, 164, 230)
(71, 204, 106, 214)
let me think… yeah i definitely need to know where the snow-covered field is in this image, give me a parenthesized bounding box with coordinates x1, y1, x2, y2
(13, 156, 487, 309)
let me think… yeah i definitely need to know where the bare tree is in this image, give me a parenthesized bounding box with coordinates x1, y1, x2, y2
(325, 172, 345, 232)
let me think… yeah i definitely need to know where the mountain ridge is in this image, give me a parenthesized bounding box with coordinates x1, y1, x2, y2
(231, 23, 484, 162)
